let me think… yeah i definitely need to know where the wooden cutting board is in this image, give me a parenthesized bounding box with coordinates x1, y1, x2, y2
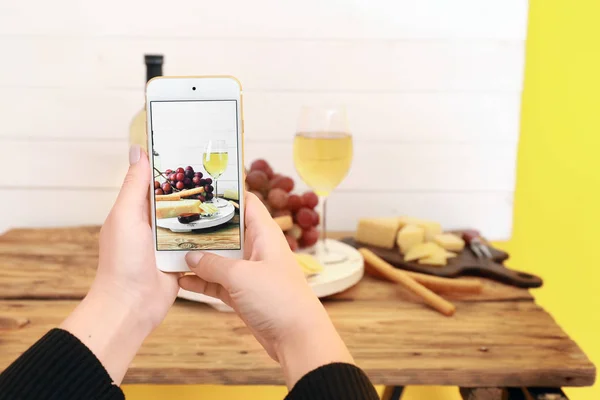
(341, 237, 543, 288)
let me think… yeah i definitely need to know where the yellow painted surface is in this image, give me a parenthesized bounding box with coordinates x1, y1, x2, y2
(123, 0, 599, 398)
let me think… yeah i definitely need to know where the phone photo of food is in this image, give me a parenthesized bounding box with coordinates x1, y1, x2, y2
(150, 100, 241, 251)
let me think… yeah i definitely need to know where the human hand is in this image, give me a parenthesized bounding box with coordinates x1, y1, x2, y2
(61, 145, 179, 383)
(179, 192, 353, 388)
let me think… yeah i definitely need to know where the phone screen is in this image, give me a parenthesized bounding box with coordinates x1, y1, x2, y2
(149, 100, 241, 251)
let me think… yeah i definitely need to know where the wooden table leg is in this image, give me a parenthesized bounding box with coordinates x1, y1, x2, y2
(381, 386, 404, 400)
(459, 387, 505, 400)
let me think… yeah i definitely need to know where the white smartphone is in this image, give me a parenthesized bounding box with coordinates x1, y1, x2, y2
(146, 76, 244, 272)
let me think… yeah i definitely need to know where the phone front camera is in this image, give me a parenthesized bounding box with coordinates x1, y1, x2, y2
(192, 87, 196, 91)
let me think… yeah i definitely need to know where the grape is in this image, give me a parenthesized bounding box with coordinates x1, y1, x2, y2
(205, 178, 213, 184)
(288, 224, 303, 240)
(176, 167, 184, 173)
(250, 190, 265, 203)
(246, 170, 269, 191)
(155, 188, 164, 195)
(154, 181, 160, 189)
(168, 173, 176, 181)
(301, 191, 319, 209)
(312, 211, 320, 226)
(176, 172, 185, 181)
(165, 169, 173, 175)
(270, 176, 294, 193)
(185, 169, 194, 179)
(185, 165, 194, 172)
(194, 171, 203, 178)
(170, 180, 177, 187)
(272, 209, 292, 218)
(192, 176, 201, 185)
(161, 182, 172, 193)
(250, 159, 274, 179)
(268, 188, 289, 209)
(176, 181, 185, 190)
(183, 178, 192, 187)
(299, 227, 319, 247)
(285, 234, 299, 252)
(199, 179, 207, 186)
(287, 194, 303, 211)
(199, 194, 206, 202)
(205, 193, 213, 200)
(204, 185, 214, 193)
(295, 207, 315, 229)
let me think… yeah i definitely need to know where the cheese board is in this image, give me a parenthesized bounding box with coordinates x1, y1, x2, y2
(341, 236, 543, 288)
(156, 201, 235, 233)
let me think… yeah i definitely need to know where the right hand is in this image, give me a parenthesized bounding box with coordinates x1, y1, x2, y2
(179, 192, 353, 387)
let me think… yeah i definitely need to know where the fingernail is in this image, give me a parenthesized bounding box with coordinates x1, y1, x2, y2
(186, 252, 204, 267)
(129, 145, 141, 165)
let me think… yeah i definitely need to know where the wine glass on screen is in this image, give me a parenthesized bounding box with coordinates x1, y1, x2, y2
(293, 106, 353, 264)
(202, 140, 229, 207)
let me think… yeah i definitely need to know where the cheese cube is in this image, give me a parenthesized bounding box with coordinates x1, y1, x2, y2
(396, 224, 425, 254)
(404, 242, 441, 262)
(398, 217, 442, 241)
(418, 253, 447, 266)
(156, 200, 201, 219)
(356, 217, 401, 249)
(223, 189, 239, 200)
(433, 233, 465, 251)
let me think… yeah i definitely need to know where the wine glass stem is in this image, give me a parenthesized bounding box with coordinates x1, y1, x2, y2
(214, 179, 218, 202)
(319, 196, 328, 253)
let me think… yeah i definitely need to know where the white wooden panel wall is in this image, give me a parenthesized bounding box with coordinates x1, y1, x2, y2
(0, 0, 528, 239)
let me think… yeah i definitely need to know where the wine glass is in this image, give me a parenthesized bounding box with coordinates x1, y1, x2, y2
(293, 106, 353, 264)
(202, 140, 229, 207)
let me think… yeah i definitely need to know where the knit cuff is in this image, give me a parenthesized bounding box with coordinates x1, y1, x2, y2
(286, 362, 379, 400)
(0, 328, 124, 400)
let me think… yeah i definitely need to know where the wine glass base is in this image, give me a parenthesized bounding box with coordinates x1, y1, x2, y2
(312, 240, 348, 265)
(211, 198, 229, 208)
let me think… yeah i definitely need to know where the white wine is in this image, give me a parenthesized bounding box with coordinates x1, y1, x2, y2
(203, 152, 229, 179)
(129, 54, 164, 152)
(293, 132, 353, 196)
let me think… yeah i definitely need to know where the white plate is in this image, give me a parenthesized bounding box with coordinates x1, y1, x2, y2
(157, 202, 235, 233)
(177, 239, 364, 312)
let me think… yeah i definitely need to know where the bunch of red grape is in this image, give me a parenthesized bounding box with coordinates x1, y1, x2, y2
(245, 159, 320, 251)
(154, 166, 215, 202)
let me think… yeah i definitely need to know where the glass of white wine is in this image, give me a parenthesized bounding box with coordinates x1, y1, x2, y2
(203, 140, 229, 207)
(293, 106, 353, 264)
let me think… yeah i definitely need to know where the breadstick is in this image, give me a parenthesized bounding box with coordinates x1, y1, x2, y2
(177, 187, 205, 198)
(366, 263, 482, 294)
(273, 215, 293, 231)
(359, 248, 456, 316)
(155, 194, 181, 201)
(229, 200, 240, 209)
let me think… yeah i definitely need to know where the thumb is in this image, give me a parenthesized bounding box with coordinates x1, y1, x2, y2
(115, 145, 151, 210)
(185, 251, 241, 288)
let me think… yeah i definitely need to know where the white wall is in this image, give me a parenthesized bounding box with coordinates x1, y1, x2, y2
(0, 0, 528, 239)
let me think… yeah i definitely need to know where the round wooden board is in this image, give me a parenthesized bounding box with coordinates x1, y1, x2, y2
(177, 239, 364, 312)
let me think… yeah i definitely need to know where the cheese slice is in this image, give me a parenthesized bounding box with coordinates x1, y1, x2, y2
(156, 200, 201, 219)
(294, 253, 324, 276)
(356, 217, 401, 249)
(396, 224, 425, 254)
(404, 242, 441, 262)
(418, 253, 447, 266)
(445, 251, 457, 258)
(223, 189, 239, 200)
(398, 217, 442, 241)
(433, 233, 465, 251)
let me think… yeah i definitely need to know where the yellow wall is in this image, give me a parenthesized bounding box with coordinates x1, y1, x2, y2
(123, 0, 599, 398)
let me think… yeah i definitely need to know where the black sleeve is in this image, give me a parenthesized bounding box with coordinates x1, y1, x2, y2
(285, 363, 379, 400)
(0, 328, 124, 400)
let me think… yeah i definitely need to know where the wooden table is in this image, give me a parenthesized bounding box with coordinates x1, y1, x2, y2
(0, 227, 595, 400)
(157, 214, 241, 250)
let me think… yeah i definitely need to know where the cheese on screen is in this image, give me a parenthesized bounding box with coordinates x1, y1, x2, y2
(396, 224, 425, 254)
(433, 233, 465, 251)
(356, 217, 401, 249)
(156, 200, 201, 219)
(398, 217, 442, 241)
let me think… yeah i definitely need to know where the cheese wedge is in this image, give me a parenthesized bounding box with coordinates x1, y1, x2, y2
(433, 233, 465, 251)
(445, 251, 457, 258)
(418, 253, 447, 266)
(404, 242, 441, 262)
(356, 217, 401, 249)
(223, 189, 239, 200)
(156, 200, 201, 219)
(398, 217, 442, 241)
(294, 253, 324, 276)
(396, 224, 425, 254)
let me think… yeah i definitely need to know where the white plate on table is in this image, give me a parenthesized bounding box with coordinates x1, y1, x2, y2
(178, 239, 364, 312)
(157, 201, 235, 233)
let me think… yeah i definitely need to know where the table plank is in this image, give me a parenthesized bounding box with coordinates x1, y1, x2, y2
(0, 226, 532, 302)
(0, 300, 595, 386)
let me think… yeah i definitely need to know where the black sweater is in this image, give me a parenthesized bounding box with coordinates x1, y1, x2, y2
(0, 329, 379, 400)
